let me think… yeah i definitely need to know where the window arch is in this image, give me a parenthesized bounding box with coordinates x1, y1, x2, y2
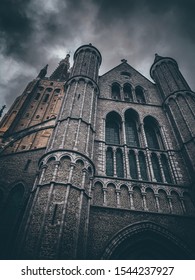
(135, 86, 146, 103)
(125, 109, 139, 147)
(106, 147, 114, 176)
(129, 150, 138, 179)
(144, 116, 164, 150)
(116, 148, 124, 178)
(35, 92, 41, 100)
(123, 83, 133, 101)
(105, 112, 121, 145)
(151, 153, 162, 182)
(111, 83, 121, 100)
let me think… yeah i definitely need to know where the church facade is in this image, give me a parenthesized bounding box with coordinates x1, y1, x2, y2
(0, 44, 195, 259)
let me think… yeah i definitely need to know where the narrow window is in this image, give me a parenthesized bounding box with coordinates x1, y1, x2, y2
(139, 151, 148, 180)
(106, 148, 114, 176)
(161, 154, 172, 183)
(129, 150, 138, 179)
(43, 94, 49, 103)
(116, 149, 124, 178)
(144, 117, 164, 150)
(105, 112, 121, 145)
(111, 83, 121, 100)
(123, 83, 133, 101)
(135, 86, 146, 103)
(35, 92, 40, 100)
(151, 153, 162, 182)
(125, 110, 139, 147)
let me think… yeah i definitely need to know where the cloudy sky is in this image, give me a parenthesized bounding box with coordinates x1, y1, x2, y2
(1, 0, 195, 113)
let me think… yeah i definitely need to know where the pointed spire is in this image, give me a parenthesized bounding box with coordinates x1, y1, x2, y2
(50, 54, 70, 81)
(154, 53, 164, 63)
(37, 64, 48, 79)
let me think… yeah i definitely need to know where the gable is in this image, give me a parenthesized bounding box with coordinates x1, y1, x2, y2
(99, 62, 161, 104)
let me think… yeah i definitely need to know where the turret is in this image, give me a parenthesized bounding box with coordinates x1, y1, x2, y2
(16, 44, 101, 259)
(150, 54, 190, 99)
(150, 54, 195, 184)
(70, 43, 101, 82)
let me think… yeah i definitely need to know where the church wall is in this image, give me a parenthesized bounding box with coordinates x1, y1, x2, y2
(87, 206, 195, 259)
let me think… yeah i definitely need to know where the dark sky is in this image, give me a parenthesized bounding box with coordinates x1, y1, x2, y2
(1, 0, 195, 111)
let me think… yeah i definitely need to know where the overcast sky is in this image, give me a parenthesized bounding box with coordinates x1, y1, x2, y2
(1, 0, 195, 113)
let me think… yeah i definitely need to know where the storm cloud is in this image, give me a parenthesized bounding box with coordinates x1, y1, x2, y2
(0, 0, 195, 111)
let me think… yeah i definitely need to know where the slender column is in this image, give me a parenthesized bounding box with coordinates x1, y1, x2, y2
(157, 153, 167, 183)
(116, 190, 120, 208)
(113, 147, 117, 177)
(52, 161, 60, 181)
(129, 191, 135, 210)
(142, 191, 148, 211)
(135, 150, 142, 180)
(103, 188, 107, 206)
(180, 197, 186, 214)
(154, 194, 160, 212)
(167, 196, 173, 213)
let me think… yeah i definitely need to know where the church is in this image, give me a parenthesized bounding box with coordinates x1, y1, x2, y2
(0, 43, 195, 259)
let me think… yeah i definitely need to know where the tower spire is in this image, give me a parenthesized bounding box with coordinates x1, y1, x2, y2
(50, 54, 70, 81)
(37, 64, 48, 79)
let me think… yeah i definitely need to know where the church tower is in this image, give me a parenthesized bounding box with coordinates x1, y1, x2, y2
(16, 44, 101, 259)
(0, 44, 195, 260)
(150, 55, 195, 184)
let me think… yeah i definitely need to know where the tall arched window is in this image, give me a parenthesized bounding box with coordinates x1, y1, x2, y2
(151, 153, 162, 182)
(111, 83, 121, 100)
(144, 117, 164, 150)
(106, 148, 114, 176)
(129, 150, 138, 179)
(105, 112, 121, 145)
(135, 86, 146, 103)
(43, 94, 49, 103)
(0, 189, 4, 206)
(161, 154, 172, 183)
(125, 110, 139, 147)
(116, 148, 124, 178)
(139, 151, 148, 180)
(123, 83, 133, 101)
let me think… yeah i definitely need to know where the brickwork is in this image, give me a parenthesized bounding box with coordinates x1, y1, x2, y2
(0, 44, 195, 260)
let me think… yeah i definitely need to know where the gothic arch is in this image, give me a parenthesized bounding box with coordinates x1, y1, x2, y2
(111, 82, 121, 100)
(144, 116, 164, 150)
(101, 222, 193, 259)
(135, 86, 146, 103)
(124, 109, 140, 147)
(105, 111, 122, 145)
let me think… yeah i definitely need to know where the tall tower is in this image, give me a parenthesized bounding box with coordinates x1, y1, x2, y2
(150, 55, 195, 185)
(16, 44, 101, 259)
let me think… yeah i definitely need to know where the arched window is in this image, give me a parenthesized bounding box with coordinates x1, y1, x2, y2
(135, 86, 146, 103)
(106, 148, 114, 176)
(144, 117, 164, 150)
(116, 148, 124, 178)
(111, 83, 121, 100)
(138, 151, 148, 180)
(151, 153, 162, 182)
(123, 83, 133, 101)
(43, 94, 49, 103)
(125, 110, 139, 147)
(105, 112, 121, 145)
(160, 154, 172, 183)
(129, 150, 138, 179)
(35, 92, 41, 100)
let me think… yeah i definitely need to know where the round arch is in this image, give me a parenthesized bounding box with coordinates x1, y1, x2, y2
(101, 221, 192, 260)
